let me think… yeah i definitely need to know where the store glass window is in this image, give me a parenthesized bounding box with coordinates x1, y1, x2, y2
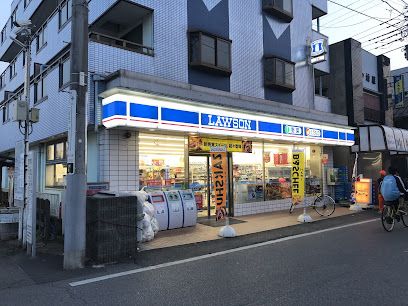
(233, 142, 264, 204)
(45, 141, 67, 188)
(138, 134, 186, 189)
(264, 143, 292, 200)
(264, 144, 322, 200)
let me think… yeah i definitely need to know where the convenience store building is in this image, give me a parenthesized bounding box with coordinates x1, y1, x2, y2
(100, 86, 355, 218)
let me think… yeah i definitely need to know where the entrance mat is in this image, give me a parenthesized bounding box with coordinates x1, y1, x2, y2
(197, 217, 246, 227)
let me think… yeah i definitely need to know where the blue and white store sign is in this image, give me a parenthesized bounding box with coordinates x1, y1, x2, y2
(102, 93, 355, 146)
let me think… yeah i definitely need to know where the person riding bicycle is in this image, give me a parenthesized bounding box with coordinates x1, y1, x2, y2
(380, 167, 408, 213)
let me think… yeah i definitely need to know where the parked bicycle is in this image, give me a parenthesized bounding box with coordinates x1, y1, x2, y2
(381, 199, 408, 232)
(289, 194, 335, 217)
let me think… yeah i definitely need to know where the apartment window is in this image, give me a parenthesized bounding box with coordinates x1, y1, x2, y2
(59, 57, 70, 88)
(1, 27, 5, 44)
(0, 73, 5, 88)
(59, 0, 72, 29)
(34, 75, 47, 103)
(365, 73, 370, 82)
(9, 60, 16, 80)
(2, 102, 11, 123)
(264, 57, 295, 91)
(263, 0, 293, 22)
(372, 76, 376, 84)
(24, 0, 32, 8)
(10, 7, 17, 29)
(46, 141, 67, 188)
(22, 51, 26, 67)
(189, 31, 232, 75)
(36, 25, 47, 52)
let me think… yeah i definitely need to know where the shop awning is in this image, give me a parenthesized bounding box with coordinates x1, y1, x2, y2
(352, 125, 408, 155)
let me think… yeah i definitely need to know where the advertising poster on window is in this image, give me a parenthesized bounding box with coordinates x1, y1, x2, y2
(291, 151, 305, 206)
(189, 136, 252, 153)
(210, 146, 227, 221)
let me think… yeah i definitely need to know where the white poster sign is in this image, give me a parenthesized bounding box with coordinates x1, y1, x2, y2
(25, 151, 37, 256)
(14, 141, 24, 207)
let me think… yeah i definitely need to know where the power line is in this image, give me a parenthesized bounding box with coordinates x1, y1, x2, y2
(381, 44, 405, 53)
(323, 2, 379, 27)
(353, 14, 404, 38)
(319, 18, 374, 28)
(328, 0, 401, 29)
(381, 0, 404, 13)
(322, 1, 370, 26)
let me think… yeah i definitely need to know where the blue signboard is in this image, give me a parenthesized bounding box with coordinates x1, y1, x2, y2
(201, 113, 257, 131)
(101, 98, 355, 145)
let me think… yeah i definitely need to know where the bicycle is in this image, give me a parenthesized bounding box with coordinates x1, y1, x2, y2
(289, 194, 335, 217)
(381, 199, 408, 232)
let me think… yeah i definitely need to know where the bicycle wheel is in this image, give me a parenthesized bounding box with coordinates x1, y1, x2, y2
(313, 195, 335, 217)
(382, 206, 395, 232)
(400, 205, 408, 227)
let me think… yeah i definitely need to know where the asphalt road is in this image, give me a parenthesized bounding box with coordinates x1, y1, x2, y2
(1, 217, 408, 306)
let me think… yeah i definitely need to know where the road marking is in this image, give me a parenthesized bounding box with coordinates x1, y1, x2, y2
(69, 218, 378, 287)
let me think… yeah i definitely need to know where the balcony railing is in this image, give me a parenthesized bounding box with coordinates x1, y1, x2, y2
(89, 32, 154, 57)
(364, 107, 382, 123)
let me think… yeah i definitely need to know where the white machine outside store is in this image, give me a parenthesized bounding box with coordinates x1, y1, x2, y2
(147, 189, 197, 231)
(163, 191, 184, 229)
(148, 191, 169, 231)
(179, 189, 197, 227)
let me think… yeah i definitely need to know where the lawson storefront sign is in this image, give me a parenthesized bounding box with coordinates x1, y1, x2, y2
(102, 94, 355, 146)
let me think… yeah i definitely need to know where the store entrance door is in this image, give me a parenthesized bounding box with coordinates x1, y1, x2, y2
(189, 155, 232, 218)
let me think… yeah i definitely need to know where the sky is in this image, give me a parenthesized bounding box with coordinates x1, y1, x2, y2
(319, 0, 408, 70)
(0, 0, 407, 72)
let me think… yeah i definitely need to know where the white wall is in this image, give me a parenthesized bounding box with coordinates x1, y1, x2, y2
(229, 0, 264, 99)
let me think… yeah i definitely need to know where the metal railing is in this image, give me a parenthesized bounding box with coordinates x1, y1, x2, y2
(89, 31, 154, 56)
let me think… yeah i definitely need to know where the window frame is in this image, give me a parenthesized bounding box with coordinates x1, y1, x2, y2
(24, 0, 32, 9)
(0, 72, 5, 89)
(2, 103, 10, 124)
(372, 76, 376, 84)
(36, 24, 47, 52)
(58, 0, 72, 30)
(1, 27, 6, 44)
(45, 141, 68, 188)
(188, 31, 232, 76)
(10, 7, 17, 30)
(262, 0, 293, 22)
(59, 55, 70, 89)
(9, 59, 17, 80)
(34, 74, 48, 104)
(264, 57, 296, 91)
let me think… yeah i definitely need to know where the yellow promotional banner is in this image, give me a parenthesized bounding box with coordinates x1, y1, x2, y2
(291, 151, 305, 206)
(211, 151, 228, 221)
(189, 137, 252, 153)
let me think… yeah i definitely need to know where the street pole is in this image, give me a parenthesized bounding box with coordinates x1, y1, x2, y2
(21, 36, 31, 246)
(63, 0, 88, 270)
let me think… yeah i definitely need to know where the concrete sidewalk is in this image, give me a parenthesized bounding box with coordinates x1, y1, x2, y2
(0, 210, 378, 291)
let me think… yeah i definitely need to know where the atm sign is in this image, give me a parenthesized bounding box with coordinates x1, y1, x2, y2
(284, 125, 303, 136)
(305, 128, 321, 137)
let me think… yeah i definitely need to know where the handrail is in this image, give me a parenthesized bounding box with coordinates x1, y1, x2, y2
(89, 31, 154, 56)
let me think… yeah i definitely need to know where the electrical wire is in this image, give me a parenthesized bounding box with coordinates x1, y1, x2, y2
(328, 0, 401, 29)
(381, 0, 404, 14)
(322, 1, 372, 26)
(323, 2, 380, 27)
(381, 44, 406, 53)
(353, 15, 404, 39)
